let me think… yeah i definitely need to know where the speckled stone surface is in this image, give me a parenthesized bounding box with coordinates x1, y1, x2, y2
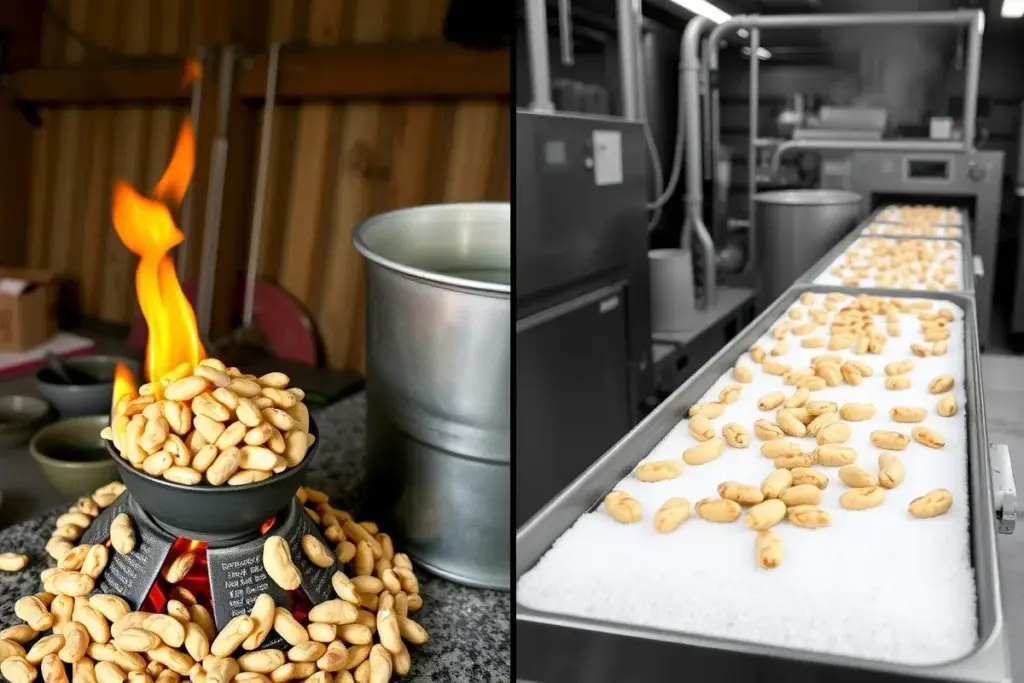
(0, 393, 511, 683)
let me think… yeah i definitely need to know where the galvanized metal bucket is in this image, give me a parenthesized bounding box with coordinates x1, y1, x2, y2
(353, 203, 510, 591)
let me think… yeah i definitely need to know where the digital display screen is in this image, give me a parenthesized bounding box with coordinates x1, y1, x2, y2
(906, 159, 950, 180)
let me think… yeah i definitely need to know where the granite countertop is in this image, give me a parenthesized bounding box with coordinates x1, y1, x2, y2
(0, 393, 511, 682)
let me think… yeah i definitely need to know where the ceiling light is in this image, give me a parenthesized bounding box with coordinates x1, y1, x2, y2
(667, 0, 731, 25)
(738, 28, 749, 38)
(1002, 0, 1024, 18)
(741, 46, 772, 60)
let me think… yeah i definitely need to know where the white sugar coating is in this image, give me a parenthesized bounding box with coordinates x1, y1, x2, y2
(813, 237, 963, 291)
(862, 222, 963, 239)
(518, 293, 976, 666)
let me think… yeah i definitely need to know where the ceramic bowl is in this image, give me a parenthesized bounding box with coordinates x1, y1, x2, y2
(30, 415, 120, 498)
(36, 355, 140, 417)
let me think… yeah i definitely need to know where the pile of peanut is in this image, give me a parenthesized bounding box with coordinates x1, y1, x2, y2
(101, 360, 314, 487)
(0, 483, 429, 683)
(605, 292, 960, 570)
(863, 223, 962, 239)
(827, 238, 961, 290)
(877, 205, 961, 226)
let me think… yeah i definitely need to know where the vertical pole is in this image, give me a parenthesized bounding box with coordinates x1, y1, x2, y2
(616, 0, 640, 120)
(745, 28, 760, 276)
(525, 0, 554, 112)
(962, 11, 982, 148)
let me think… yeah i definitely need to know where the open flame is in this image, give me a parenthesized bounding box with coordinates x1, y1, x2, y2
(111, 363, 138, 416)
(111, 62, 206, 383)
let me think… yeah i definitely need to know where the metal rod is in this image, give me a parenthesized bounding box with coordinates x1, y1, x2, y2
(700, 37, 711, 181)
(682, 15, 716, 308)
(525, 0, 554, 112)
(616, 0, 640, 120)
(243, 41, 281, 329)
(962, 11, 982, 148)
(744, 28, 759, 277)
(195, 46, 235, 341)
(769, 138, 965, 172)
(558, 0, 574, 66)
(723, 10, 975, 29)
(177, 45, 205, 281)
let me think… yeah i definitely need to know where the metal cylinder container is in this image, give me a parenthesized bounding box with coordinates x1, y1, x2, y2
(648, 249, 696, 333)
(353, 203, 510, 591)
(753, 189, 862, 307)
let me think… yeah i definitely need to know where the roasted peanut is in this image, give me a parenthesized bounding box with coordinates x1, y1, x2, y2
(688, 414, 715, 442)
(870, 430, 910, 451)
(840, 486, 885, 510)
(761, 469, 793, 499)
(816, 422, 851, 446)
(774, 452, 815, 470)
(682, 438, 724, 466)
(813, 444, 856, 467)
(890, 406, 927, 423)
(795, 376, 827, 391)
(786, 505, 831, 528)
(911, 426, 945, 449)
(16, 595, 52, 631)
(272, 609, 308, 647)
(754, 420, 785, 441)
(839, 403, 875, 421)
(929, 375, 955, 394)
(301, 535, 334, 569)
(719, 384, 742, 405)
(717, 482, 764, 506)
(937, 393, 958, 417)
(695, 498, 742, 523)
(775, 410, 807, 438)
(909, 489, 953, 518)
(760, 440, 803, 459)
(778, 484, 823, 507)
(757, 391, 785, 411)
(722, 423, 749, 448)
(838, 465, 878, 488)
(762, 361, 790, 376)
(210, 616, 254, 657)
(749, 345, 766, 363)
(734, 363, 752, 384)
(263, 536, 301, 590)
(603, 491, 642, 523)
(885, 376, 911, 391)
(653, 498, 690, 533)
(784, 388, 810, 409)
(885, 360, 913, 377)
(791, 467, 828, 489)
(745, 499, 787, 531)
(688, 402, 725, 419)
(877, 453, 906, 489)
(634, 460, 684, 482)
(805, 401, 837, 417)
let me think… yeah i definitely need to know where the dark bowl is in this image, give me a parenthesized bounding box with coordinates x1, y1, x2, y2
(0, 395, 52, 447)
(36, 355, 142, 418)
(108, 417, 320, 537)
(31, 415, 121, 498)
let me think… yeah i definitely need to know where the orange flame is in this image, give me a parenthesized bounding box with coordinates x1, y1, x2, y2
(111, 362, 138, 415)
(153, 120, 194, 207)
(182, 58, 202, 88)
(112, 121, 206, 382)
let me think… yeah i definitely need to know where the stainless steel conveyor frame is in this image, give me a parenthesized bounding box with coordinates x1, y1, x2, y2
(516, 203, 1019, 682)
(691, 10, 985, 273)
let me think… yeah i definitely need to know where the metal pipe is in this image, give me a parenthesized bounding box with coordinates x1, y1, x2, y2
(243, 41, 281, 329)
(962, 10, 982, 147)
(616, 0, 640, 120)
(700, 37, 711, 181)
(524, 0, 554, 112)
(744, 28, 759, 277)
(558, 0, 574, 66)
(177, 45, 205, 281)
(682, 15, 716, 307)
(768, 138, 965, 172)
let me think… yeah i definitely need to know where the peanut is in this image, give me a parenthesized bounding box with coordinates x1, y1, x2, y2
(301, 535, 334, 569)
(786, 505, 831, 528)
(80, 545, 108, 580)
(58, 622, 88, 664)
(816, 422, 851, 446)
(2, 657, 37, 683)
(688, 414, 715, 442)
(163, 467, 202, 485)
(885, 376, 911, 391)
(760, 469, 793, 499)
(209, 616, 254, 657)
(288, 641, 326, 663)
(911, 426, 945, 449)
(815, 364, 841, 387)
(719, 422, 748, 449)
(839, 363, 862, 386)
(877, 453, 906, 489)
(0, 552, 29, 571)
(603, 491, 642, 524)
(689, 402, 725, 419)
(890, 406, 927, 423)
(183, 623, 209, 662)
(42, 653, 67, 683)
(753, 530, 783, 570)
(762, 361, 789, 376)
(754, 420, 785, 441)
(143, 615, 184, 649)
(228, 470, 271, 486)
(238, 447, 278, 472)
(757, 392, 785, 411)
(163, 401, 193, 438)
(719, 384, 742, 405)
(239, 651, 285, 674)
(191, 445, 218, 473)
(110, 515, 135, 555)
(634, 461, 683, 482)
(933, 340, 949, 356)
(813, 444, 856, 467)
(774, 452, 815, 469)
(910, 343, 932, 358)
(16, 595, 53, 631)
(929, 375, 955, 394)
(653, 498, 690, 533)
(871, 430, 910, 451)
(1, 625, 38, 644)
(309, 600, 358, 626)
(783, 369, 814, 385)
(840, 486, 885, 510)
(775, 410, 807, 437)
(760, 440, 802, 459)
(73, 604, 110, 645)
(695, 498, 742, 523)
(770, 339, 788, 357)
(778, 484, 823, 507)
(749, 345, 766, 363)
(682, 438, 724, 466)
(165, 377, 208, 403)
(273, 609, 308, 647)
(717, 482, 764, 506)
(205, 448, 241, 486)
(909, 489, 953, 518)
(885, 360, 913, 376)
(263, 537, 301, 590)
(192, 415, 225, 445)
(162, 554, 194, 584)
(240, 593, 275, 651)
(937, 393, 958, 417)
(839, 403, 875, 421)
(745, 499, 787, 531)
(795, 376, 827, 391)
(805, 401, 837, 417)
(791, 467, 828, 489)
(839, 465, 878, 488)
(734, 363, 752, 383)
(192, 394, 231, 423)
(114, 629, 161, 653)
(784, 388, 810, 409)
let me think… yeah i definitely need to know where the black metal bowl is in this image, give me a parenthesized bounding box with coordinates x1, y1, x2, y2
(108, 417, 320, 538)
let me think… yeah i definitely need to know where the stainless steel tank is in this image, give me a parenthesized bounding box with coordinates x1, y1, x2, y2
(753, 189, 862, 307)
(353, 203, 510, 590)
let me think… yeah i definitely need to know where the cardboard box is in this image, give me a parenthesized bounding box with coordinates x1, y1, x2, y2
(0, 268, 58, 353)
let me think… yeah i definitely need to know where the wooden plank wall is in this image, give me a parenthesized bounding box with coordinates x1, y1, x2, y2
(23, 0, 510, 373)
